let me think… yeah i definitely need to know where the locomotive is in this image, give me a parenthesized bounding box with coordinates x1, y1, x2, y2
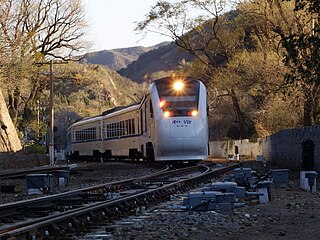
(66, 76, 208, 162)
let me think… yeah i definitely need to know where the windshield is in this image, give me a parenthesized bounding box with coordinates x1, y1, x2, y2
(155, 77, 200, 116)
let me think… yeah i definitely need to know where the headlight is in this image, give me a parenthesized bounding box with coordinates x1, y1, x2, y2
(188, 110, 198, 116)
(163, 111, 173, 118)
(173, 80, 184, 91)
(159, 99, 166, 108)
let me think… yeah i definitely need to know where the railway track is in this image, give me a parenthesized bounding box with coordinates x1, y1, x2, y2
(0, 163, 240, 239)
(0, 166, 71, 180)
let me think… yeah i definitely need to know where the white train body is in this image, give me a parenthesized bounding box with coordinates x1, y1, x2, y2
(66, 76, 208, 162)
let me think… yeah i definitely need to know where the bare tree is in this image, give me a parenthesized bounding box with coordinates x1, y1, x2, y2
(0, 0, 88, 146)
(0, 0, 88, 60)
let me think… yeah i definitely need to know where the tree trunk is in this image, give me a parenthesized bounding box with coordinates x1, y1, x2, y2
(303, 85, 319, 126)
(303, 95, 315, 126)
(0, 89, 22, 152)
(230, 89, 246, 138)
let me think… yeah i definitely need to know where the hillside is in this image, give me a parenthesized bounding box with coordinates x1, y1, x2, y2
(82, 42, 169, 71)
(117, 42, 194, 83)
(50, 63, 145, 150)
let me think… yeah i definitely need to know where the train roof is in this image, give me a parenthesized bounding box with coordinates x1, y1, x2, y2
(67, 114, 102, 129)
(101, 98, 146, 119)
(101, 102, 140, 116)
(68, 96, 147, 130)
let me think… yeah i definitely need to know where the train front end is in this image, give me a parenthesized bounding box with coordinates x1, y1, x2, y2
(150, 76, 208, 162)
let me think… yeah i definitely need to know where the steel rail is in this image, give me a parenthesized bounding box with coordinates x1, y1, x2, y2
(0, 165, 170, 219)
(0, 166, 71, 179)
(0, 163, 240, 239)
(0, 164, 207, 234)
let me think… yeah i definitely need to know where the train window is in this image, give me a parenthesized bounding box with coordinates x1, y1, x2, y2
(127, 119, 131, 134)
(123, 121, 126, 135)
(113, 123, 116, 137)
(73, 127, 97, 142)
(125, 120, 129, 135)
(81, 130, 84, 141)
(120, 121, 125, 136)
(85, 129, 89, 140)
(102, 118, 138, 140)
(119, 122, 122, 136)
(107, 124, 110, 138)
(132, 118, 135, 134)
(109, 125, 113, 138)
(140, 110, 143, 133)
(155, 78, 200, 116)
(97, 126, 101, 139)
(89, 127, 96, 140)
(105, 124, 109, 139)
(116, 122, 121, 137)
(109, 124, 112, 138)
(145, 104, 147, 132)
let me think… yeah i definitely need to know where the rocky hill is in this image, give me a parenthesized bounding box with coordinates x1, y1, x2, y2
(81, 42, 194, 83)
(117, 42, 194, 83)
(82, 42, 169, 71)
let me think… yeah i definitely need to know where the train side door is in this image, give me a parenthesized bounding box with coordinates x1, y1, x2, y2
(139, 102, 145, 157)
(139, 95, 155, 160)
(148, 98, 156, 141)
(145, 95, 155, 161)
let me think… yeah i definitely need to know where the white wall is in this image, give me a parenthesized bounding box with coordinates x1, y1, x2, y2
(209, 139, 262, 159)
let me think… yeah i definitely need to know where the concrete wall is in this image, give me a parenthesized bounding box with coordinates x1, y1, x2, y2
(209, 139, 262, 159)
(209, 125, 320, 170)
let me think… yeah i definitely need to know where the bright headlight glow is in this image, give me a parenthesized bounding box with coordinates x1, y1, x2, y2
(173, 81, 184, 91)
(191, 110, 198, 116)
(163, 111, 173, 118)
(159, 99, 166, 108)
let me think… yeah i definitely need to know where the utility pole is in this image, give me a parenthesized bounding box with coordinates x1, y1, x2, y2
(49, 60, 54, 166)
(36, 100, 40, 140)
(36, 60, 67, 166)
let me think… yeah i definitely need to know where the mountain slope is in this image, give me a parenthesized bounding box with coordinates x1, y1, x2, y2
(54, 63, 144, 150)
(117, 42, 194, 83)
(82, 42, 169, 71)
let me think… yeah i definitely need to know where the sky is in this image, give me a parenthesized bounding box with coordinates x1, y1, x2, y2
(83, 0, 172, 51)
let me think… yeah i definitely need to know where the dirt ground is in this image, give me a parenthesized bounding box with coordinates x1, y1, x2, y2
(224, 171, 320, 240)
(108, 162, 320, 240)
(1, 161, 320, 239)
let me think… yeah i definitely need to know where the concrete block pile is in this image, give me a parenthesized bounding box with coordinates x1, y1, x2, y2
(181, 167, 290, 214)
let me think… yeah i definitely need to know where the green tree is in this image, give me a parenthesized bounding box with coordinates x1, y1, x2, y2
(277, 0, 320, 125)
(239, 0, 319, 126)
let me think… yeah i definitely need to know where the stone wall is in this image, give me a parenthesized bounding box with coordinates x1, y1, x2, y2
(0, 154, 49, 169)
(209, 125, 320, 170)
(261, 126, 320, 170)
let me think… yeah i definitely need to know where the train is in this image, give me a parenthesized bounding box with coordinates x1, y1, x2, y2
(66, 76, 208, 162)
